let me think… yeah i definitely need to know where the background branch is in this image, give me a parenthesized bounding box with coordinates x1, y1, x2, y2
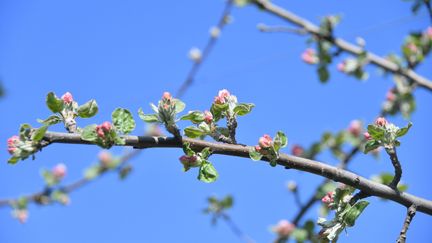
(397, 204, 417, 243)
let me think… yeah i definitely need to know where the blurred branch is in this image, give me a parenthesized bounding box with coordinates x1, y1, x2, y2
(221, 213, 256, 243)
(176, 0, 234, 98)
(253, 0, 432, 91)
(397, 204, 417, 243)
(4, 131, 431, 216)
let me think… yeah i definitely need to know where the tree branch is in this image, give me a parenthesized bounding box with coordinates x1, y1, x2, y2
(386, 146, 403, 189)
(20, 131, 432, 216)
(253, 0, 432, 91)
(396, 204, 417, 243)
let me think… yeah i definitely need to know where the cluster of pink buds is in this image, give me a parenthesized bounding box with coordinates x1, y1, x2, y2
(13, 209, 28, 224)
(386, 89, 396, 102)
(214, 89, 231, 105)
(52, 163, 67, 180)
(375, 117, 387, 127)
(273, 220, 295, 237)
(7, 135, 20, 155)
(161, 91, 177, 110)
(61, 92, 73, 104)
(348, 120, 362, 137)
(162, 92, 172, 101)
(291, 144, 304, 157)
(301, 48, 318, 64)
(203, 110, 213, 124)
(98, 151, 113, 167)
(179, 155, 198, 167)
(96, 121, 112, 138)
(321, 191, 335, 205)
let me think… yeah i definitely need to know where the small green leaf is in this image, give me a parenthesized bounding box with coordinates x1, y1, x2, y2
(364, 139, 381, 154)
(184, 126, 205, 138)
(343, 200, 369, 226)
(77, 99, 98, 118)
(182, 142, 195, 156)
(198, 161, 219, 183)
(37, 115, 62, 126)
(292, 228, 308, 242)
(8, 156, 19, 164)
(173, 99, 186, 114)
(19, 123, 32, 140)
(84, 165, 101, 180)
(396, 122, 412, 138)
(248, 147, 263, 161)
(367, 125, 385, 140)
(31, 126, 48, 142)
(233, 103, 255, 116)
(200, 147, 212, 159)
(318, 65, 330, 83)
(46, 92, 64, 113)
(180, 111, 204, 123)
(274, 131, 288, 151)
(81, 124, 98, 142)
(220, 195, 233, 209)
(114, 136, 126, 145)
(112, 108, 136, 134)
(138, 108, 159, 123)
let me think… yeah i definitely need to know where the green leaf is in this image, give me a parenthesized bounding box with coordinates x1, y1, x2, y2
(8, 156, 19, 164)
(367, 125, 385, 140)
(31, 126, 48, 142)
(41, 169, 57, 186)
(81, 124, 98, 142)
(364, 139, 381, 154)
(318, 66, 330, 83)
(46, 92, 64, 113)
(138, 108, 159, 123)
(77, 99, 98, 118)
(200, 147, 212, 159)
(292, 228, 308, 242)
(84, 165, 101, 180)
(112, 108, 136, 134)
(19, 123, 32, 139)
(184, 126, 205, 138)
(37, 115, 62, 126)
(343, 201, 369, 227)
(198, 161, 219, 183)
(180, 111, 204, 124)
(114, 136, 126, 145)
(274, 131, 288, 151)
(220, 195, 233, 209)
(173, 99, 186, 114)
(233, 103, 255, 116)
(248, 147, 263, 161)
(182, 142, 195, 156)
(396, 122, 412, 138)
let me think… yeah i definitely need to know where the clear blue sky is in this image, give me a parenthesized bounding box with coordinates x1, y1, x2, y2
(1, 0, 431, 242)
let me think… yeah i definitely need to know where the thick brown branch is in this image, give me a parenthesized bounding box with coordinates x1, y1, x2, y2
(253, 0, 432, 91)
(396, 204, 417, 243)
(23, 131, 432, 216)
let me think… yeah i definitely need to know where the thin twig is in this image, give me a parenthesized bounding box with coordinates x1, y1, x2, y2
(396, 204, 417, 243)
(386, 146, 403, 189)
(221, 213, 256, 243)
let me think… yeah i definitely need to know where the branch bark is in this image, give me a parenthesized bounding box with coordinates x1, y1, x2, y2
(253, 0, 432, 91)
(396, 204, 417, 243)
(26, 131, 432, 216)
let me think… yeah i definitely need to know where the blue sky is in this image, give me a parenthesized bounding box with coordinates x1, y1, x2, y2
(0, 0, 431, 242)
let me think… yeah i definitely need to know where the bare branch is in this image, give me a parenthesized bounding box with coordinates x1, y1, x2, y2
(253, 0, 432, 91)
(397, 204, 417, 243)
(386, 146, 403, 189)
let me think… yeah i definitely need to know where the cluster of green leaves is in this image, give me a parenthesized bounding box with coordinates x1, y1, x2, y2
(138, 95, 185, 136)
(84, 151, 132, 180)
(249, 131, 288, 166)
(338, 52, 369, 80)
(371, 172, 408, 193)
(203, 195, 233, 225)
(364, 121, 412, 153)
(40, 92, 98, 131)
(8, 124, 49, 164)
(289, 220, 319, 243)
(381, 82, 416, 119)
(81, 108, 135, 149)
(317, 187, 369, 242)
(181, 143, 218, 183)
(402, 29, 432, 67)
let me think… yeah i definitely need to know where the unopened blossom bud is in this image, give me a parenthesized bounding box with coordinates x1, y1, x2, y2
(204, 110, 213, 124)
(218, 89, 230, 99)
(179, 155, 198, 167)
(209, 26, 221, 38)
(101, 121, 112, 132)
(321, 191, 334, 204)
(61, 92, 73, 104)
(14, 209, 28, 224)
(258, 134, 272, 148)
(291, 144, 304, 157)
(58, 194, 71, 205)
(214, 89, 231, 104)
(375, 117, 387, 126)
(348, 120, 362, 137)
(407, 43, 418, 53)
(7, 135, 19, 155)
(98, 151, 112, 167)
(162, 92, 172, 101)
(386, 90, 396, 102)
(96, 125, 105, 138)
(255, 145, 262, 152)
(52, 163, 67, 179)
(301, 48, 318, 64)
(363, 132, 371, 140)
(286, 180, 297, 192)
(337, 62, 345, 72)
(273, 220, 295, 237)
(188, 47, 202, 62)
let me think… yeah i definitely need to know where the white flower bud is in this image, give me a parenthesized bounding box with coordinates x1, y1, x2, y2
(188, 47, 202, 63)
(209, 26, 221, 38)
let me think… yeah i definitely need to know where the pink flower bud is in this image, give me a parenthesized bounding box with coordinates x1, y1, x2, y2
(301, 48, 318, 64)
(386, 90, 396, 102)
(214, 89, 231, 104)
(162, 92, 172, 101)
(407, 43, 418, 53)
(204, 110, 213, 124)
(258, 134, 272, 148)
(101, 121, 112, 132)
(255, 145, 262, 152)
(375, 117, 387, 126)
(273, 220, 295, 237)
(214, 95, 226, 104)
(348, 120, 362, 137)
(96, 126, 105, 138)
(321, 191, 335, 204)
(61, 92, 73, 104)
(427, 26, 432, 39)
(15, 210, 28, 224)
(291, 144, 304, 157)
(363, 132, 371, 140)
(98, 151, 112, 167)
(8, 147, 17, 154)
(7, 135, 20, 155)
(52, 163, 67, 179)
(337, 62, 345, 72)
